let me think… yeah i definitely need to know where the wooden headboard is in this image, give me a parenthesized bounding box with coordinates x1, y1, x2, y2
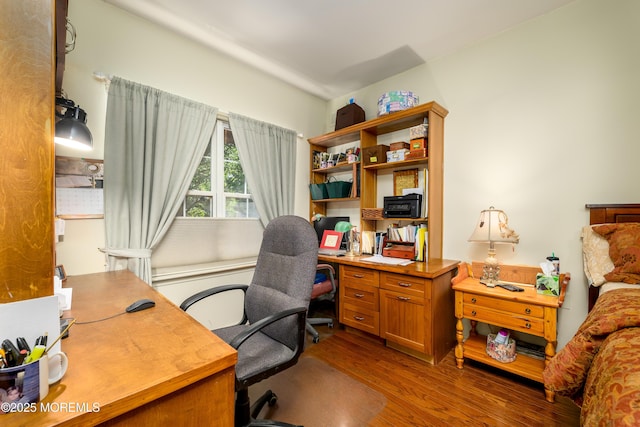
(586, 203, 640, 310)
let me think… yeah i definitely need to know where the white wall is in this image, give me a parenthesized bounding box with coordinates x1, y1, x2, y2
(327, 0, 640, 348)
(56, 0, 327, 275)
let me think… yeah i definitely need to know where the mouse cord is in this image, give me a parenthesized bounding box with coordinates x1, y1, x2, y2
(65, 312, 126, 325)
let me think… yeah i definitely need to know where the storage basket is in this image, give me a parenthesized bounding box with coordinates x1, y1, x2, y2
(362, 208, 384, 220)
(377, 91, 419, 116)
(486, 333, 517, 363)
(326, 178, 352, 199)
(309, 183, 328, 200)
(362, 145, 389, 166)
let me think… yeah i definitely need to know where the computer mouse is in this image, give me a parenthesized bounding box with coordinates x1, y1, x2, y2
(126, 298, 156, 313)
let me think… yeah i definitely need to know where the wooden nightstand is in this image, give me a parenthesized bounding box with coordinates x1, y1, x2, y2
(451, 264, 569, 403)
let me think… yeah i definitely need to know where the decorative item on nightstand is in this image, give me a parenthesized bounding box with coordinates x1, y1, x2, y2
(468, 206, 519, 287)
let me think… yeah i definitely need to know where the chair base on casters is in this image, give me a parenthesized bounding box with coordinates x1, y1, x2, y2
(306, 317, 334, 344)
(236, 388, 302, 427)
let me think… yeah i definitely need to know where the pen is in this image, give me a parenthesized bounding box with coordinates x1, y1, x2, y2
(45, 318, 76, 354)
(35, 333, 48, 347)
(16, 337, 30, 353)
(2, 340, 20, 367)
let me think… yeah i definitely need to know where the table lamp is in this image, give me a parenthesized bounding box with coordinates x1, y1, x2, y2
(468, 206, 519, 286)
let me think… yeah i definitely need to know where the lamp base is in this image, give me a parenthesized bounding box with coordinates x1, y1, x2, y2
(481, 250, 501, 287)
(481, 264, 501, 287)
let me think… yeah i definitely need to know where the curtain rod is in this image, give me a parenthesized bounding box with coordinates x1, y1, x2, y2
(93, 71, 303, 138)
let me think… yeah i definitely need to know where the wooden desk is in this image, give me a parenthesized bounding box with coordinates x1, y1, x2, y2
(319, 255, 459, 364)
(5, 270, 237, 426)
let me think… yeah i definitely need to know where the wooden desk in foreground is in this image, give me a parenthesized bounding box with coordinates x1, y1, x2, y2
(6, 270, 237, 426)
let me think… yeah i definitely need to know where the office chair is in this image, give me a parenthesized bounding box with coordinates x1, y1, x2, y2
(306, 264, 337, 343)
(180, 215, 318, 427)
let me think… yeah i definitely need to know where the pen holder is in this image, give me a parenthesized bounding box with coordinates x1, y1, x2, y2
(0, 351, 68, 406)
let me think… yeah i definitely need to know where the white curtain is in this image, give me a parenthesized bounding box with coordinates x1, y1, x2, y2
(103, 77, 218, 284)
(229, 113, 296, 228)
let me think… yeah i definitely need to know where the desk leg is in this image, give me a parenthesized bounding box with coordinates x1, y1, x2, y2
(455, 318, 464, 369)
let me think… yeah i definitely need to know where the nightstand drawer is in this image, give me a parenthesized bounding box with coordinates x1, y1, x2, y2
(463, 305, 544, 335)
(342, 282, 379, 311)
(341, 265, 379, 287)
(464, 293, 544, 318)
(380, 272, 425, 298)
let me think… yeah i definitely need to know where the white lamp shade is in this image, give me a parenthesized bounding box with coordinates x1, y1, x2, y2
(468, 207, 519, 244)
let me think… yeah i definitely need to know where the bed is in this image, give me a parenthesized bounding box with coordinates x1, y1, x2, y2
(543, 204, 640, 426)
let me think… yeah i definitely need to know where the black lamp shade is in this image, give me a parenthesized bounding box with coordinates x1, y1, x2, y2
(55, 106, 93, 151)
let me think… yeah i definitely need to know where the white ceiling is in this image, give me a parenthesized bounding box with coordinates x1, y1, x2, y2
(105, 0, 575, 100)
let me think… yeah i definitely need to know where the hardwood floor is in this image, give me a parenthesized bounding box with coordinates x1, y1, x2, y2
(291, 303, 581, 426)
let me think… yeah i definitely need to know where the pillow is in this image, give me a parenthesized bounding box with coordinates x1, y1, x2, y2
(582, 225, 614, 287)
(592, 223, 640, 284)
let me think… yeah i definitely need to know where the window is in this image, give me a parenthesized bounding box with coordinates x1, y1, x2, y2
(178, 120, 258, 218)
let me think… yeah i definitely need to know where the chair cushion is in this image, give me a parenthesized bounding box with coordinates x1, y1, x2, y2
(311, 280, 334, 299)
(214, 324, 296, 382)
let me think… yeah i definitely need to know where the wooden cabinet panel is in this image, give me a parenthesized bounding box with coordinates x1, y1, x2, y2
(463, 293, 544, 318)
(341, 305, 379, 335)
(342, 265, 379, 287)
(341, 281, 379, 312)
(462, 304, 544, 335)
(1, 0, 55, 302)
(380, 272, 425, 298)
(380, 289, 425, 352)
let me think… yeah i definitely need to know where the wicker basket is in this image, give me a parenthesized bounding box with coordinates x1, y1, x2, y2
(362, 208, 384, 220)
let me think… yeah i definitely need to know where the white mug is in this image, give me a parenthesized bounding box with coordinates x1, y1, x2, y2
(39, 352, 69, 399)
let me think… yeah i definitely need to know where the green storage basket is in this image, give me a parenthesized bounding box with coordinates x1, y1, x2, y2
(326, 179, 352, 198)
(309, 183, 329, 200)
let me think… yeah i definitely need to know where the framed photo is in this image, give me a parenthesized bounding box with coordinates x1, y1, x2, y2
(320, 230, 344, 251)
(393, 169, 419, 196)
(55, 265, 67, 282)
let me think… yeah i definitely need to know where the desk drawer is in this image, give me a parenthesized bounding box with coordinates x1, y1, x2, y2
(380, 272, 425, 298)
(463, 305, 544, 335)
(464, 293, 543, 318)
(342, 304, 379, 335)
(341, 265, 379, 287)
(341, 281, 379, 311)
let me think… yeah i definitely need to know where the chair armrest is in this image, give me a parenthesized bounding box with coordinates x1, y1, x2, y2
(316, 264, 337, 294)
(180, 284, 249, 325)
(228, 306, 307, 351)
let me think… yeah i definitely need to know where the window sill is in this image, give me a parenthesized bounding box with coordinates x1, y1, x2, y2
(152, 256, 258, 282)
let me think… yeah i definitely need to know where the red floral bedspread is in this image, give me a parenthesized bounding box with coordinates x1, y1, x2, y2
(543, 288, 640, 426)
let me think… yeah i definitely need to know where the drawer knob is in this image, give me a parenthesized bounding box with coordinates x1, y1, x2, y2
(471, 310, 477, 316)
(397, 296, 410, 301)
(399, 282, 412, 287)
(471, 297, 477, 303)
(354, 293, 365, 298)
(353, 274, 364, 278)
(525, 308, 531, 315)
(354, 316, 365, 321)
(525, 322, 532, 329)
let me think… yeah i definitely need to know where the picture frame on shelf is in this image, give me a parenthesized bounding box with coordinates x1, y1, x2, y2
(55, 264, 67, 282)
